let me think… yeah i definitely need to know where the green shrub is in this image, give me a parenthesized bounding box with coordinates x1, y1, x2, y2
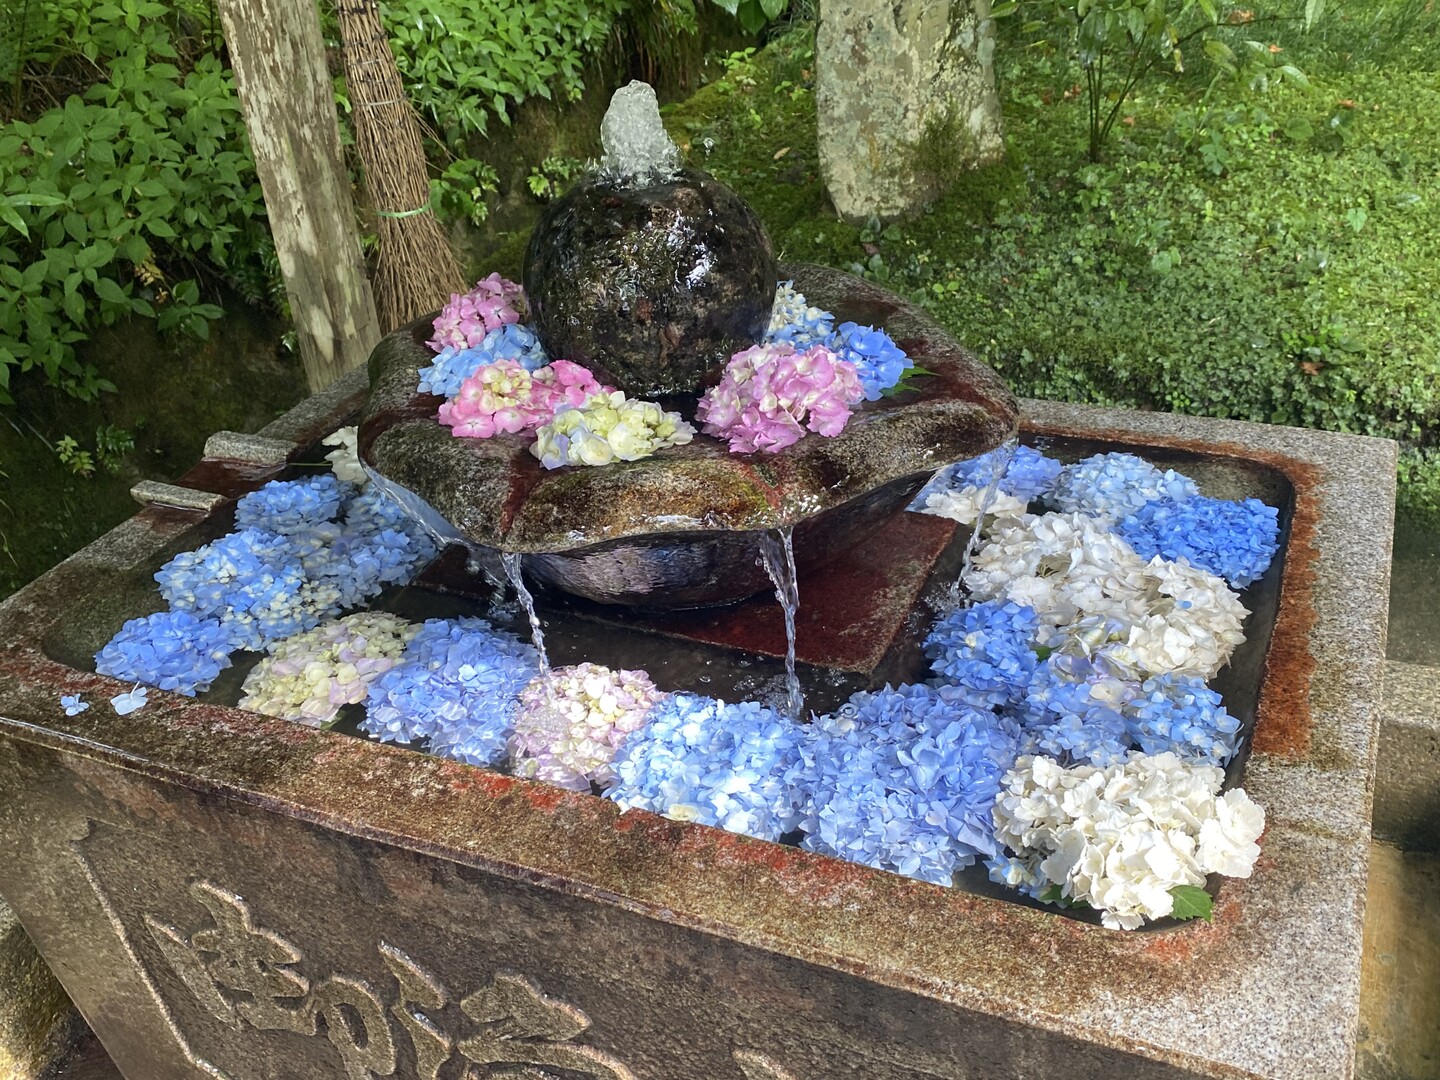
(0, 0, 265, 404)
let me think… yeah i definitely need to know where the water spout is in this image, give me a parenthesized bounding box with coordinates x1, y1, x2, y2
(948, 436, 1019, 609)
(599, 80, 681, 186)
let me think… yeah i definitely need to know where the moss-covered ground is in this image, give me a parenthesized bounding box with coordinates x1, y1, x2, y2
(661, 5, 1440, 523)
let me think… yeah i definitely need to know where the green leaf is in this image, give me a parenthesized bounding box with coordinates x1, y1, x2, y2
(989, 1, 1018, 18)
(1168, 885, 1213, 921)
(94, 277, 128, 304)
(0, 206, 28, 239)
(1283, 117, 1314, 141)
(1304, 0, 1325, 29)
(1037, 884, 1088, 909)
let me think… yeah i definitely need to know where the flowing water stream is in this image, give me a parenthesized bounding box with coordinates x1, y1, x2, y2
(501, 552, 550, 676)
(758, 526, 803, 718)
(947, 437, 1019, 609)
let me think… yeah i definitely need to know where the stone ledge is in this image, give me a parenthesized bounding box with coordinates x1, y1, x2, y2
(200, 431, 295, 465)
(1374, 660, 1440, 852)
(127, 481, 227, 513)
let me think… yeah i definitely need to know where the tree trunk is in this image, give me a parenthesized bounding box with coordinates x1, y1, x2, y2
(816, 0, 1005, 222)
(216, 0, 380, 391)
(335, 0, 465, 332)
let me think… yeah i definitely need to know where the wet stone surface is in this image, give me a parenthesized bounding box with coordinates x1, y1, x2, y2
(524, 168, 776, 397)
(361, 262, 1019, 607)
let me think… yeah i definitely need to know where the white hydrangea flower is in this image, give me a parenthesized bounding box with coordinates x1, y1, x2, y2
(919, 486, 1028, 527)
(1048, 452, 1200, 521)
(992, 752, 1266, 930)
(964, 512, 1248, 679)
(322, 426, 368, 486)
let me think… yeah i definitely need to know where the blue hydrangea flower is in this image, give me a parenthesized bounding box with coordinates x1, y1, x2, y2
(1002, 446, 1065, 503)
(1011, 661, 1134, 766)
(60, 694, 90, 716)
(1048, 452, 1200, 521)
(417, 324, 549, 397)
(1122, 674, 1242, 766)
(924, 600, 1042, 711)
(1118, 495, 1280, 588)
(418, 345, 488, 398)
(826, 321, 912, 400)
(156, 484, 437, 652)
(794, 684, 1023, 885)
(607, 694, 805, 840)
(234, 474, 351, 535)
(362, 617, 538, 766)
(765, 281, 835, 347)
(95, 610, 235, 696)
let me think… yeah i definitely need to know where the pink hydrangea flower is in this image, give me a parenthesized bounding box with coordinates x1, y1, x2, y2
(529, 359, 608, 416)
(427, 273, 526, 353)
(696, 342, 865, 454)
(509, 663, 663, 790)
(439, 360, 610, 440)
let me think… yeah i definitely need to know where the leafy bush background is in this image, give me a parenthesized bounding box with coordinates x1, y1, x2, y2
(662, 3, 1440, 522)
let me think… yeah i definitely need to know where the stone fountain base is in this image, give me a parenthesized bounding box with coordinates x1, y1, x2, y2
(0, 372, 1395, 1080)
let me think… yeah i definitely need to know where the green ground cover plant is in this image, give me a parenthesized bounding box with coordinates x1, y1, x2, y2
(662, 3, 1440, 522)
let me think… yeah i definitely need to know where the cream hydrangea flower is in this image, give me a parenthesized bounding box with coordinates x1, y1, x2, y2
(322, 426, 368, 487)
(239, 612, 416, 726)
(992, 752, 1265, 930)
(531, 391, 694, 469)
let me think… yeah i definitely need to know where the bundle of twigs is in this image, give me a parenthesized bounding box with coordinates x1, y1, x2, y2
(334, 0, 463, 332)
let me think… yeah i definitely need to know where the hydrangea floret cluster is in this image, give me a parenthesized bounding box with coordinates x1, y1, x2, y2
(419, 324, 551, 398)
(963, 510, 1248, 680)
(765, 281, 835, 347)
(322, 427, 367, 486)
(361, 617, 539, 766)
(1047, 452, 1200, 521)
(990, 752, 1265, 929)
(426, 273, 525, 353)
(926, 604, 1246, 771)
(235, 474, 351, 535)
(914, 444, 1063, 526)
(510, 664, 664, 791)
(95, 610, 235, 696)
(826, 321, 912, 401)
(696, 342, 863, 454)
(532, 391, 695, 469)
(153, 478, 436, 652)
(1119, 495, 1281, 589)
(439, 360, 608, 440)
(794, 685, 1023, 885)
(608, 694, 804, 840)
(238, 613, 416, 726)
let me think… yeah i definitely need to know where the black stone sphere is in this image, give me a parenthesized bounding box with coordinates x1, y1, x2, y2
(522, 167, 777, 397)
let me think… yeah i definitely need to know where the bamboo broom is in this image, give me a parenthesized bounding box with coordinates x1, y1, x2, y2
(334, 0, 464, 332)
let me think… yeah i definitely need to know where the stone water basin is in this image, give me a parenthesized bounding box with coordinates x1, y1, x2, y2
(0, 381, 1393, 1080)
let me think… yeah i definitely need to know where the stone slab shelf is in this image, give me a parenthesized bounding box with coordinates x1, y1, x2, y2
(0, 389, 1395, 1080)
